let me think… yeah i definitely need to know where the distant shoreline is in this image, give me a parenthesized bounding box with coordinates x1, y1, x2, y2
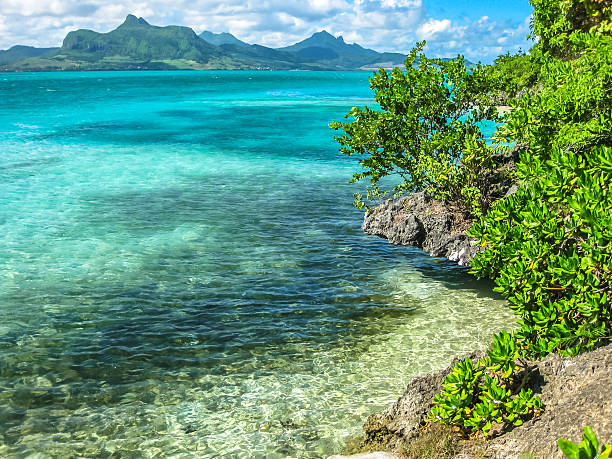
(0, 67, 379, 74)
(0, 14, 475, 73)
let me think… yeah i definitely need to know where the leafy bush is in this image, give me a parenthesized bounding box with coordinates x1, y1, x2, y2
(330, 42, 500, 214)
(428, 331, 543, 436)
(484, 51, 540, 102)
(426, 0, 612, 438)
(470, 4, 612, 358)
(530, 0, 612, 59)
(558, 426, 612, 459)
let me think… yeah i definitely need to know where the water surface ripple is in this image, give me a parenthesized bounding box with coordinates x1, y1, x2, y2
(0, 71, 515, 457)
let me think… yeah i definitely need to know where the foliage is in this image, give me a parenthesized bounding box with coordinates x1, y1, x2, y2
(558, 426, 612, 459)
(484, 51, 541, 102)
(426, 0, 612, 438)
(470, 1, 612, 358)
(330, 42, 500, 214)
(530, 0, 612, 59)
(428, 331, 543, 436)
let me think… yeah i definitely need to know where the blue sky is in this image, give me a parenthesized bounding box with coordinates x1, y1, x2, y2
(0, 0, 534, 62)
(432, 0, 531, 23)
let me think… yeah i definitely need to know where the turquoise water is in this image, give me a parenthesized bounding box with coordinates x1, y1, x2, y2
(0, 71, 515, 457)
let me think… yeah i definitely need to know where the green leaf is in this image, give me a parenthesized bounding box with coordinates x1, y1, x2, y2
(583, 426, 599, 456)
(596, 445, 612, 459)
(558, 438, 580, 458)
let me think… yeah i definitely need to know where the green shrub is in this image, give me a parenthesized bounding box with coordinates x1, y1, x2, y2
(530, 0, 612, 59)
(485, 51, 540, 102)
(330, 41, 499, 214)
(558, 426, 612, 459)
(426, 0, 611, 438)
(428, 331, 543, 436)
(470, 7, 612, 358)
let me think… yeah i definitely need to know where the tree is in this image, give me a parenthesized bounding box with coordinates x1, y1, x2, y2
(486, 51, 540, 101)
(330, 42, 499, 215)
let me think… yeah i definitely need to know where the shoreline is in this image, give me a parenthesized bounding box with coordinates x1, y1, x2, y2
(342, 191, 612, 458)
(338, 344, 612, 458)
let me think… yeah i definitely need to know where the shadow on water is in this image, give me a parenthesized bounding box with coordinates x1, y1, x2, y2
(30, 104, 345, 161)
(0, 275, 421, 428)
(71, 174, 506, 307)
(402, 248, 505, 299)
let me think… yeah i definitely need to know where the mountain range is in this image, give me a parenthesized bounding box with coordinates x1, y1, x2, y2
(0, 15, 470, 72)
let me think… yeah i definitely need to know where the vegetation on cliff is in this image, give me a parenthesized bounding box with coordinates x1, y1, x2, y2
(470, 0, 612, 359)
(333, 0, 611, 443)
(485, 51, 540, 104)
(330, 44, 500, 216)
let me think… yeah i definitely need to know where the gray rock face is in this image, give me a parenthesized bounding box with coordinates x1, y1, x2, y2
(362, 145, 524, 266)
(359, 351, 483, 451)
(481, 344, 612, 458)
(362, 193, 483, 266)
(358, 345, 612, 458)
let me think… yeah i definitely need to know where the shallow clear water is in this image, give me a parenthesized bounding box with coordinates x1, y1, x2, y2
(0, 71, 515, 457)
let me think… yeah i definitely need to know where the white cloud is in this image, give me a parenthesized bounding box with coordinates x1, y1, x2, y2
(379, 0, 422, 8)
(419, 15, 533, 62)
(416, 18, 453, 40)
(0, 1, 532, 63)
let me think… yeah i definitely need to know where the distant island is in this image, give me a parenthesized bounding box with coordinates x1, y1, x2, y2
(0, 14, 473, 72)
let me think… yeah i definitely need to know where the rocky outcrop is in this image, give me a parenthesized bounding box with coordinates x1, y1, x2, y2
(479, 344, 612, 458)
(362, 146, 523, 266)
(357, 345, 612, 458)
(362, 193, 481, 266)
(358, 351, 484, 452)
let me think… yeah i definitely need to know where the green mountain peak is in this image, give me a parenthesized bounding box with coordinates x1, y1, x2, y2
(199, 31, 249, 47)
(120, 15, 151, 27)
(0, 15, 472, 72)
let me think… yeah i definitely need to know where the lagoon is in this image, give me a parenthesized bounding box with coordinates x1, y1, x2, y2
(0, 71, 515, 457)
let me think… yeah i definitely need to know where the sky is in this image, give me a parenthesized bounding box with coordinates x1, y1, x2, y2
(0, 0, 534, 63)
